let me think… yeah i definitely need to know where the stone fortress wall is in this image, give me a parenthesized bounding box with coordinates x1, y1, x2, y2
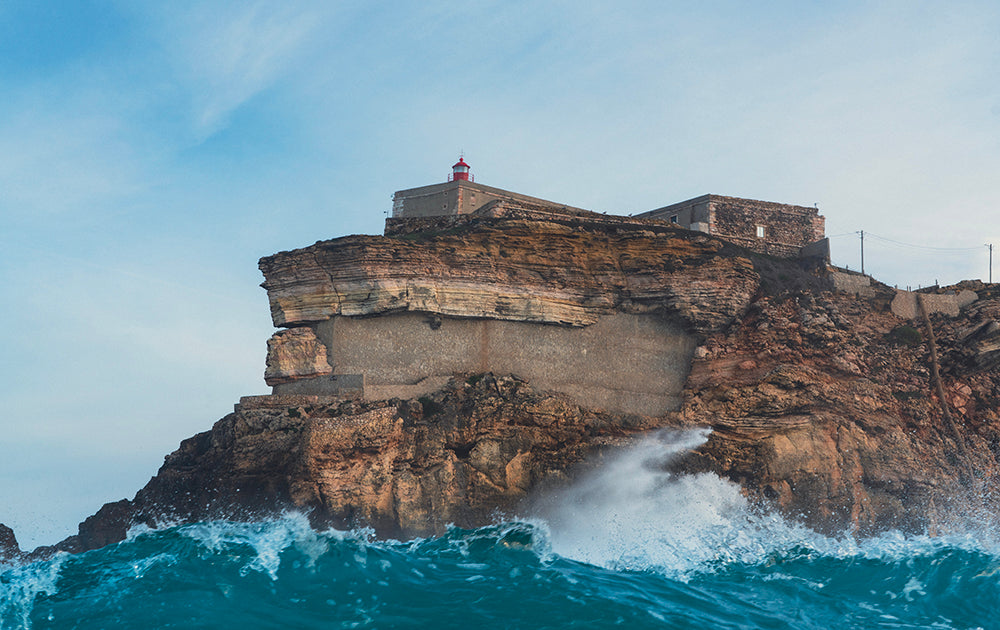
(637, 194, 826, 259)
(394, 168, 827, 262)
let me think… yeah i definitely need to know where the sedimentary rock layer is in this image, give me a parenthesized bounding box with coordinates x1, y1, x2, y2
(259, 218, 760, 335)
(264, 327, 332, 386)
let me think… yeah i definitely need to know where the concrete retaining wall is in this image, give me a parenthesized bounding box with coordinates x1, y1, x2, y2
(890, 290, 979, 320)
(273, 373, 365, 398)
(830, 270, 872, 295)
(304, 312, 696, 416)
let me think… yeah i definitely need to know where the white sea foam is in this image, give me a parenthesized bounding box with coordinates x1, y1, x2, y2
(527, 428, 1000, 578)
(178, 511, 357, 579)
(0, 552, 67, 629)
(528, 428, 839, 577)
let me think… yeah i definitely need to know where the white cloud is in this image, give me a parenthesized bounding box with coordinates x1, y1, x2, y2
(142, 1, 337, 141)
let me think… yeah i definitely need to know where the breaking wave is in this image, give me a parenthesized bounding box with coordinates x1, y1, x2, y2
(3, 430, 997, 629)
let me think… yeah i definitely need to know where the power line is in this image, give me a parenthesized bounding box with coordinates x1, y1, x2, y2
(863, 231, 984, 252)
(843, 228, 993, 284)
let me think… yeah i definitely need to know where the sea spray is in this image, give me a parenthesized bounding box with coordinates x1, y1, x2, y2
(527, 428, 830, 576)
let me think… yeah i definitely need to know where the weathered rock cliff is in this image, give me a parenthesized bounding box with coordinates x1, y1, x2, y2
(51, 376, 666, 552)
(677, 283, 1000, 535)
(259, 214, 761, 416)
(23, 216, 1000, 558)
(259, 215, 759, 333)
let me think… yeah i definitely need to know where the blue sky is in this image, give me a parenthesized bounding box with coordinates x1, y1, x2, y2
(2, 1, 998, 548)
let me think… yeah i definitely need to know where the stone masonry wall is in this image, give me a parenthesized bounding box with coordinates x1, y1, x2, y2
(710, 197, 825, 257)
(638, 195, 825, 259)
(890, 289, 979, 320)
(392, 181, 590, 219)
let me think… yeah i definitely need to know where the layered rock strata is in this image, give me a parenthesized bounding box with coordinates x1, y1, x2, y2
(259, 216, 759, 334)
(259, 215, 760, 415)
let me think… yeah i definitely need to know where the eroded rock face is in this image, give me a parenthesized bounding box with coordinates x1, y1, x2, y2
(0, 523, 20, 561)
(50, 375, 669, 553)
(676, 288, 1000, 535)
(40, 216, 1000, 556)
(259, 217, 761, 400)
(264, 327, 332, 386)
(258, 218, 760, 335)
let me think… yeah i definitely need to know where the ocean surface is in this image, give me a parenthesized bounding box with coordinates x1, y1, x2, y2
(2, 430, 997, 629)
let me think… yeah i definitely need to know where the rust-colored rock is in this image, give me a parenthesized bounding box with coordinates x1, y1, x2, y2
(676, 286, 1000, 535)
(48, 375, 668, 553)
(264, 327, 332, 386)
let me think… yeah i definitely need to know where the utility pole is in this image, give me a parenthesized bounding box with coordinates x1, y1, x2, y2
(989, 243, 994, 283)
(859, 230, 865, 275)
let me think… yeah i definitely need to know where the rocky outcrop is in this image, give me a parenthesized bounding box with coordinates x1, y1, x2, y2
(675, 286, 1000, 535)
(259, 216, 761, 395)
(264, 327, 332, 386)
(48, 375, 667, 552)
(27, 214, 999, 558)
(940, 290, 1000, 373)
(0, 523, 20, 561)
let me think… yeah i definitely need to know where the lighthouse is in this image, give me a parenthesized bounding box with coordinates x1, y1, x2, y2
(393, 154, 585, 219)
(448, 156, 473, 182)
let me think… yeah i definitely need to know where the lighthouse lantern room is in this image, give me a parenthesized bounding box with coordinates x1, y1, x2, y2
(448, 156, 473, 182)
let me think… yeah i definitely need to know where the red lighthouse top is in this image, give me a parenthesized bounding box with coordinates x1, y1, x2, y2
(449, 156, 473, 182)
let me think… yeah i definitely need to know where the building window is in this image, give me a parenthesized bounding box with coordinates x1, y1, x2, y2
(756, 225, 766, 238)
(670, 215, 679, 224)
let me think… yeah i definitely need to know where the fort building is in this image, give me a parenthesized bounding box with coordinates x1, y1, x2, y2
(635, 194, 826, 259)
(391, 158, 827, 260)
(260, 158, 831, 415)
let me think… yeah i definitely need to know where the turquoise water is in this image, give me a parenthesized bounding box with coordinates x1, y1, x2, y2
(2, 516, 996, 629)
(3, 432, 997, 629)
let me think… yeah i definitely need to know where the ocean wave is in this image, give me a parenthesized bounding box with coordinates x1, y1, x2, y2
(526, 429, 1000, 577)
(3, 429, 999, 628)
(2, 512, 997, 629)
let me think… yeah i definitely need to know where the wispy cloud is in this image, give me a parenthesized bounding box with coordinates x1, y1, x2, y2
(142, 2, 334, 141)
